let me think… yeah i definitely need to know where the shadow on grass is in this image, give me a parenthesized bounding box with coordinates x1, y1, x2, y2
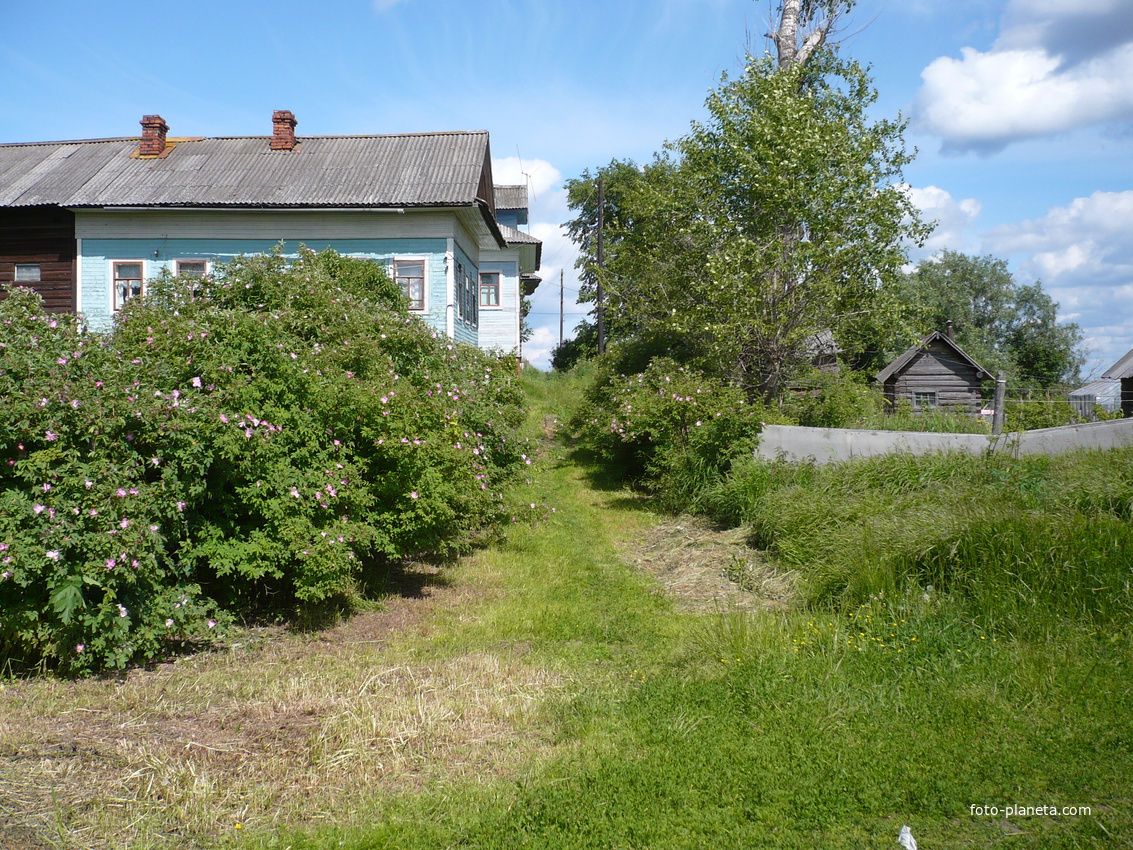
(566, 445, 659, 516)
(287, 553, 457, 634)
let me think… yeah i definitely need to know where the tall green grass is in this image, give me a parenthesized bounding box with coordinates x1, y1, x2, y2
(853, 407, 992, 433)
(708, 449, 1133, 637)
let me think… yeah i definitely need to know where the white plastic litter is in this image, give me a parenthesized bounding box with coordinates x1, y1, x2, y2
(897, 824, 918, 850)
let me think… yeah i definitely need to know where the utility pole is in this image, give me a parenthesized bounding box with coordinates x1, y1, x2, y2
(597, 177, 605, 355)
(559, 269, 564, 347)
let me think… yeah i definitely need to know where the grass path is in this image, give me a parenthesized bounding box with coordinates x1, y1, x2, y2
(251, 385, 1130, 848)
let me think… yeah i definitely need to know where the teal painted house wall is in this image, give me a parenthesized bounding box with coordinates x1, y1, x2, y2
(477, 260, 519, 352)
(451, 241, 478, 346)
(79, 238, 461, 338)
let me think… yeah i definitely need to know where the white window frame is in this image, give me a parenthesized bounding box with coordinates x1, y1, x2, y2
(391, 257, 428, 312)
(111, 260, 146, 312)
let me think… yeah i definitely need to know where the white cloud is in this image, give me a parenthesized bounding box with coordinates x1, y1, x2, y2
(987, 190, 1133, 275)
(491, 157, 563, 200)
(915, 1, 1133, 151)
(905, 184, 982, 258)
(372, 0, 408, 11)
(984, 190, 1133, 372)
(522, 219, 588, 371)
(487, 156, 587, 370)
(522, 326, 561, 372)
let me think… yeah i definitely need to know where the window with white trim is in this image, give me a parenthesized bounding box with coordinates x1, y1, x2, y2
(454, 260, 477, 325)
(455, 260, 465, 322)
(393, 259, 425, 311)
(112, 261, 144, 310)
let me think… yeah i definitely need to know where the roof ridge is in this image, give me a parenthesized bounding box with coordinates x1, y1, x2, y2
(0, 129, 490, 148)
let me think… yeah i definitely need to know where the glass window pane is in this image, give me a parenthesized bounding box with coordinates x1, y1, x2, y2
(177, 261, 207, 278)
(394, 259, 426, 310)
(15, 264, 41, 282)
(113, 262, 144, 310)
(480, 273, 499, 306)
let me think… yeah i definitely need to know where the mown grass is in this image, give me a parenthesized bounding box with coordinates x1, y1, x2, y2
(242, 376, 1131, 849)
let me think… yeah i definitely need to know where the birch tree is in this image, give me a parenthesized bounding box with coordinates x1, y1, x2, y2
(770, 0, 852, 70)
(564, 1, 927, 397)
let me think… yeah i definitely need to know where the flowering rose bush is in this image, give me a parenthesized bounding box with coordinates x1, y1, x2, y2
(0, 249, 525, 673)
(569, 357, 770, 510)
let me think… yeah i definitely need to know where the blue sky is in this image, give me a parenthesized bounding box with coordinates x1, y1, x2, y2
(3, 0, 1132, 375)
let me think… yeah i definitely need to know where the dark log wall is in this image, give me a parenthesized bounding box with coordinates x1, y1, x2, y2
(885, 340, 984, 411)
(0, 207, 76, 312)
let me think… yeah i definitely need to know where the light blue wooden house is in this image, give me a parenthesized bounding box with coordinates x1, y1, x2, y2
(0, 111, 540, 349)
(479, 184, 541, 353)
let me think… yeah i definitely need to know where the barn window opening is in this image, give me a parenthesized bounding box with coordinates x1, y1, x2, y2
(913, 391, 938, 409)
(15, 264, 41, 282)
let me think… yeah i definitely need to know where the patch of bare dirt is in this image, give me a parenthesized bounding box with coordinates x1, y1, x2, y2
(619, 514, 795, 613)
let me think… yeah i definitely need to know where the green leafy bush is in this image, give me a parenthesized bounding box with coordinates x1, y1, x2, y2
(569, 357, 773, 510)
(781, 368, 882, 429)
(0, 250, 526, 673)
(855, 401, 992, 433)
(1004, 397, 1080, 430)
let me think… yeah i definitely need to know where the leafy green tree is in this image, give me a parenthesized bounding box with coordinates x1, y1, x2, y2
(550, 320, 598, 372)
(897, 251, 1084, 387)
(520, 295, 533, 344)
(564, 48, 926, 399)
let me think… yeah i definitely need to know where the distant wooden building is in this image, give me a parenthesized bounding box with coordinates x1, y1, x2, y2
(0, 206, 75, 313)
(1069, 378, 1121, 418)
(875, 330, 991, 413)
(805, 329, 841, 374)
(1101, 346, 1133, 417)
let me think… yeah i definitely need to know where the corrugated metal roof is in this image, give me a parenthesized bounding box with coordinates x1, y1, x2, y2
(494, 184, 528, 210)
(876, 331, 991, 384)
(1069, 378, 1120, 399)
(498, 223, 542, 274)
(1102, 346, 1133, 379)
(0, 132, 493, 209)
(499, 223, 538, 244)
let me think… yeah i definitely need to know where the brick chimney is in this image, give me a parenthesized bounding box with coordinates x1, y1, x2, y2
(271, 110, 298, 151)
(139, 114, 168, 156)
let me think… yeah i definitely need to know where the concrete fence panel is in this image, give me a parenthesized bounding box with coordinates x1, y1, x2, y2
(756, 418, 1133, 465)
